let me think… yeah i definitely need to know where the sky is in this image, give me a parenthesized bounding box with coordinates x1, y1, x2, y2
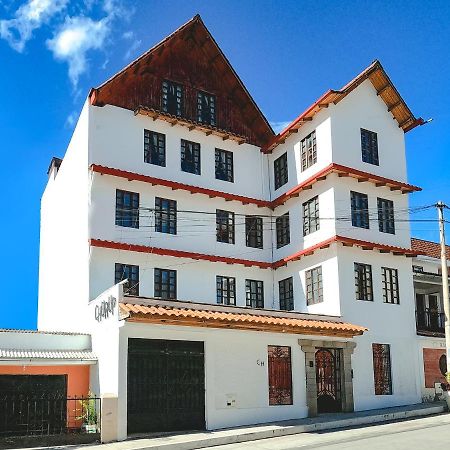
(0, 0, 449, 329)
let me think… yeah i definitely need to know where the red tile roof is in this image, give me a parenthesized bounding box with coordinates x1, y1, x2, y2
(411, 238, 450, 260)
(120, 300, 367, 337)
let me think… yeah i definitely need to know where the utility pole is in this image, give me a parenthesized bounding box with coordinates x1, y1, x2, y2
(436, 201, 450, 391)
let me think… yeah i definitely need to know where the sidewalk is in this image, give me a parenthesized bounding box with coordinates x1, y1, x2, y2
(85, 402, 447, 450)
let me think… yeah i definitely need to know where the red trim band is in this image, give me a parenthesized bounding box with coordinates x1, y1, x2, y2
(91, 164, 420, 209)
(90, 236, 418, 269)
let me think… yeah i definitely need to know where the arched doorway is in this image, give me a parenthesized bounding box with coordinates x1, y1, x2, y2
(315, 348, 343, 413)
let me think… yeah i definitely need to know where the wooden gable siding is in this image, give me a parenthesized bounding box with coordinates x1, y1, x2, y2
(90, 16, 274, 147)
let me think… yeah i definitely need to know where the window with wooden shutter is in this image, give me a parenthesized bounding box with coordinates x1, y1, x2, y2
(268, 345, 293, 405)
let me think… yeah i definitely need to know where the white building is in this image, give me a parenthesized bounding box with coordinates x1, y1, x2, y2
(36, 15, 430, 441)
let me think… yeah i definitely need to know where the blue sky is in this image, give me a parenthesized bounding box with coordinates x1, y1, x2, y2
(1, 0, 449, 329)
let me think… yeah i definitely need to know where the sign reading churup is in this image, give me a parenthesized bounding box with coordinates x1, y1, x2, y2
(95, 295, 117, 322)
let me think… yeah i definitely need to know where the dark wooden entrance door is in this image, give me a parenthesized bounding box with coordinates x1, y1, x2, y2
(0, 375, 67, 436)
(127, 338, 205, 434)
(315, 348, 342, 413)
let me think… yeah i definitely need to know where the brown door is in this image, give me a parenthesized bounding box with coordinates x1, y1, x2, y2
(315, 348, 342, 413)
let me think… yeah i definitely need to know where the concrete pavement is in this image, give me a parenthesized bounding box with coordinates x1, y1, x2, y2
(212, 413, 450, 449)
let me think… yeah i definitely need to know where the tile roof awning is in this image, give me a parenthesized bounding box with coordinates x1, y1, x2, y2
(0, 349, 97, 364)
(119, 299, 367, 338)
(411, 238, 450, 261)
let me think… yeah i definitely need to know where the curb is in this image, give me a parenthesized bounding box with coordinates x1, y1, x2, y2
(124, 403, 446, 450)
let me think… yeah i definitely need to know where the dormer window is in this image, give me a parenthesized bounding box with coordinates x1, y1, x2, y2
(162, 80, 183, 116)
(197, 91, 216, 126)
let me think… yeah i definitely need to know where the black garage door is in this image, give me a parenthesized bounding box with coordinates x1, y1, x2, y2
(127, 339, 205, 434)
(0, 375, 67, 436)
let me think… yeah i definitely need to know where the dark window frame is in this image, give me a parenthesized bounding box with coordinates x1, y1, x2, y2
(279, 277, 294, 311)
(372, 343, 392, 395)
(246, 279, 264, 309)
(216, 209, 235, 244)
(115, 263, 139, 296)
(351, 191, 369, 229)
(144, 129, 166, 167)
(154, 268, 177, 299)
(115, 189, 139, 229)
(245, 216, 263, 249)
(216, 275, 236, 305)
(161, 79, 184, 116)
(361, 128, 379, 166)
(377, 197, 395, 234)
(354, 262, 373, 301)
(306, 266, 323, 305)
(276, 212, 290, 248)
(181, 139, 201, 175)
(197, 91, 216, 126)
(303, 196, 320, 236)
(155, 197, 177, 235)
(382, 267, 400, 304)
(300, 131, 317, 172)
(215, 148, 234, 182)
(274, 152, 288, 190)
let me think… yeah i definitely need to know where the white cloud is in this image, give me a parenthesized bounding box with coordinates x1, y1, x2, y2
(47, 15, 109, 86)
(0, 0, 68, 52)
(123, 31, 141, 60)
(65, 110, 78, 128)
(270, 120, 292, 134)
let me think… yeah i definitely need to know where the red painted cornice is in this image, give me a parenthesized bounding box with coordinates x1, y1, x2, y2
(90, 164, 420, 210)
(90, 236, 418, 270)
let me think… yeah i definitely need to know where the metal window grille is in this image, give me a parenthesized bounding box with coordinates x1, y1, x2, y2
(154, 268, 177, 299)
(216, 209, 235, 244)
(382, 267, 400, 304)
(306, 266, 323, 305)
(351, 191, 369, 229)
(303, 196, 320, 236)
(276, 213, 290, 248)
(216, 275, 236, 305)
(197, 91, 216, 126)
(300, 131, 317, 171)
(354, 262, 373, 301)
(144, 129, 166, 166)
(181, 139, 201, 175)
(115, 263, 139, 296)
(215, 148, 234, 182)
(155, 197, 177, 235)
(115, 189, 139, 228)
(372, 343, 392, 395)
(377, 197, 395, 234)
(274, 152, 288, 190)
(162, 80, 183, 116)
(268, 346, 293, 405)
(279, 277, 294, 311)
(361, 129, 379, 165)
(245, 216, 263, 249)
(245, 279, 264, 308)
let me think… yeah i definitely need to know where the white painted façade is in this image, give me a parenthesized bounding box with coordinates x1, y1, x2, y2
(35, 14, 441, 442)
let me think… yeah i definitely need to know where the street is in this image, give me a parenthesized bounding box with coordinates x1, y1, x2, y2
(212, 414, 450, 449)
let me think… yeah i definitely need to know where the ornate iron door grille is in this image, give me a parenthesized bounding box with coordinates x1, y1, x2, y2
(268, 346, 293, 405)
(372, 343, 392, 395)
(315, 348, 342, 413)
(127, 339, 205, 433)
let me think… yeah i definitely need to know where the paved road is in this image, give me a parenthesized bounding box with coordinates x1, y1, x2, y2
(212, 414, 450, 449)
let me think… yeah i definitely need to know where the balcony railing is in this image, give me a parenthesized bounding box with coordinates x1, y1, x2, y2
(416, 309, 445, 336)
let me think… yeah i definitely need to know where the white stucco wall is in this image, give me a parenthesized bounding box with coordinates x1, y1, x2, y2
(38, 101, 91, 332)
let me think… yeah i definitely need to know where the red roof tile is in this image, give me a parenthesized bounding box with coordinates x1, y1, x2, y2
(411, 238, 450, 260)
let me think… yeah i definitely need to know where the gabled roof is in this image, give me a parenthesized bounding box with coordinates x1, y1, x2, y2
(120, 299, 367, 337)
(411, 238, 450, 260)
(89, 15, 274, 147)
(263, 60, 424, 153)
